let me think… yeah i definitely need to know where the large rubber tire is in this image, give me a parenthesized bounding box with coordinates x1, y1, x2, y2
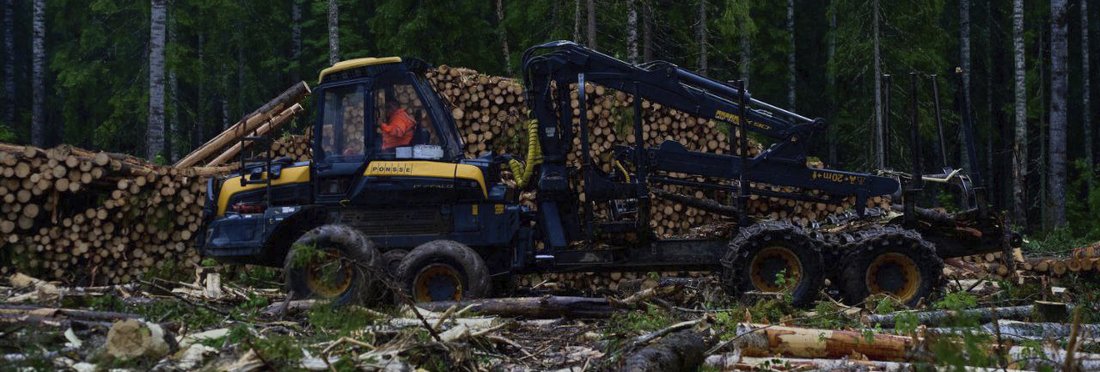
(838, 226, 944, 308)
(381, 249, 408, 278)
(397, 240, 490, 303)
(721, 221, 825, 308)
(284, 225, 382, 306)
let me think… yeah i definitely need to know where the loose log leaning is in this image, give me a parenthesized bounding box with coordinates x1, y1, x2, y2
(207, 103, 305, 166)
(174, 81, 310, 168)
(416, 296, 618, 319)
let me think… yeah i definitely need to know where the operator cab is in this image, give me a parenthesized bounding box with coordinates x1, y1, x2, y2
(314, 57, 462, 165)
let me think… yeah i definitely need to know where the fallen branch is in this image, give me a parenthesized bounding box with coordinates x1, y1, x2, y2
(416, 296, 618, 319)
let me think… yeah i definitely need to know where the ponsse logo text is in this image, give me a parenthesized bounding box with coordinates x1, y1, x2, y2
(369, 163, 414, 174)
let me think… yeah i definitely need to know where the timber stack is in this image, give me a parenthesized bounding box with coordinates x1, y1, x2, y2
(955, 244, 1100, 279)
(0, 143, 210, 283)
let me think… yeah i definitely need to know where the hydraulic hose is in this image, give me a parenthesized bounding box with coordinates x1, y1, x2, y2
(508, 120, 542, 189)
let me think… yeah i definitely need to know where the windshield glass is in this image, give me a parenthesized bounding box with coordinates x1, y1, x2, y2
(319, 85, 366, 162)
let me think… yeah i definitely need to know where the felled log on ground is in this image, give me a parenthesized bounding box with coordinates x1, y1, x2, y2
(863, 305, 1039, 328)
(927, 319, 1100, 344)
(620, 330, 709, 372)
(416, 296, 618, 319)
(1006, 345, 1100, 370)
(704, 355, 919, 371)
(0, 304, 144, 323)
(731, 323, 915, 361)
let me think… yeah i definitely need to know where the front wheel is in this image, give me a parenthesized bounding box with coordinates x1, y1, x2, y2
(284, 225, 381, 306)
(397, 240, 490, 303)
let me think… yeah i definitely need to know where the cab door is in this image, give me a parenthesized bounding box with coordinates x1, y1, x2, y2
(312, 81, 370, 205)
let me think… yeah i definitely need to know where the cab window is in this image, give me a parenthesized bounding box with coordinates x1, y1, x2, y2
(320, 85, 366, 162)
(370, 74, 442, 158)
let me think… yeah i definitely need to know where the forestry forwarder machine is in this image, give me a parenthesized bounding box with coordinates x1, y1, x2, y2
(196, 41, 1018, 308)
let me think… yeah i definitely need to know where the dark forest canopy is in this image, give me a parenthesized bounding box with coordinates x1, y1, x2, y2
(0, 0, 1096, 237)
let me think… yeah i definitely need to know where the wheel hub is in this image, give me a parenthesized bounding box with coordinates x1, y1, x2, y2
(414, 264, 463, 302)
(866, 252, 921, 301)
(749, 246, 803, 292)
(305, 251, 354, 299)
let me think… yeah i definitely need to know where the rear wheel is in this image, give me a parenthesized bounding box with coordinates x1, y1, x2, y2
(721, 221, 825, 308)
(284, 225, 381, 306)
(397, 240, 490, 303)
(381, 249, 408, 278)
(839, 227, 943, 307)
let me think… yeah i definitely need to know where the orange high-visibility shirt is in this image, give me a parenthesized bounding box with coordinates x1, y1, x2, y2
(380, 108, 415, 150)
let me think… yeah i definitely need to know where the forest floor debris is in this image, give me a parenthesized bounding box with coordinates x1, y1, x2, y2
(2, 262, 1100, 371)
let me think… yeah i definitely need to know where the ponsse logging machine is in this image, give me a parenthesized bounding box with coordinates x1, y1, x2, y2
(196, 41, 1019, 308)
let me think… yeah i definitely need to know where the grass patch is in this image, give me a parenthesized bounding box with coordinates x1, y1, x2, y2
(606, 306, 678, 336)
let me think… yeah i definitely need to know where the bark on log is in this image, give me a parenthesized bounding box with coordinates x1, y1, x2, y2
(927, 320, 1100, 343)
(174, 81, 310, 168)
(705, 355, 918, 371)
(621, 330, 708, 372)
(864, 305, 1038, 328)
(206, 103, 304, 166)
(731, 323, 915, 361)
(416, 296, 618, 318)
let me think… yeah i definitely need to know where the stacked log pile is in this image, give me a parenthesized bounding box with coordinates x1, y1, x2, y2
(957, 244, 1100, 279)
(0, 144, 209, 283)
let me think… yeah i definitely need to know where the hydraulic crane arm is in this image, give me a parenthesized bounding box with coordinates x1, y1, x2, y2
(520, 41, 899, 251)
(522, 40, 824, 161)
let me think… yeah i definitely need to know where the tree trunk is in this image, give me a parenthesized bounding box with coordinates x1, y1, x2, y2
(31, 0, 44, 147)
(167, 0, 177, 162)
(327, 0, 339, 65)
(873, 0, 884, 169)
(984, 0, 995, 205)
(959, 0, 972, 172)
(291, 0, 301, 83)
(1083, 0, 1093, 187)
(739, 0, 751, 90)
(1039, 24, 1048, 228)
(3, 0, 13, 127)
(1012, 0, 1028, 225)
(586, 0, 596, 49)
(827, 2, 837, 165)
(574, 0, 581, 43)
(627, 0, 638, 64)
(786, 0, 795, 109)
(146, 0, 167, 161)
(194, 32, 204, 152)
(495, 0, 511, 75)
(697, 0, 707, 75)
(642, 1, 652, 62)
(1049, 0, 1068, 227)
